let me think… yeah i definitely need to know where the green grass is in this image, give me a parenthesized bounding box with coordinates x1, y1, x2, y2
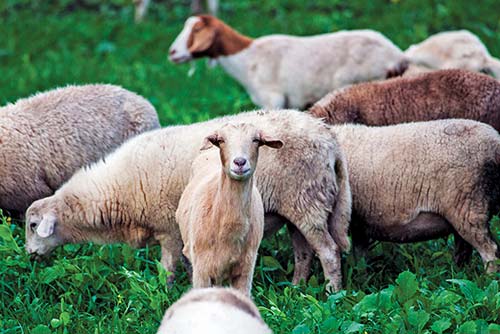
(1, 1, 500, 333)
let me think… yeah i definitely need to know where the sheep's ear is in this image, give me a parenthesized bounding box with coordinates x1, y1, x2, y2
(259, 133, 284, 149)
(37, 214, 57, 238)
(200, 133, 220, 150)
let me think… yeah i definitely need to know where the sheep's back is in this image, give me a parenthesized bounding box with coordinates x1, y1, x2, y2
(334, 119, 500, 227)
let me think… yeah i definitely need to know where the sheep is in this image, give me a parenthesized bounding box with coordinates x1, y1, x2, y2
(309, 69, 500, 132)
(25, 110, 351, 291)
(0, 84, 160, 215)
(291, 119, 500, 273)
(157, 287, 272, 334)
(404, 30, 500, 78)
(133, 0, 219, 23)
(177, 123, 282, 294)
(168, 15, 408, 109)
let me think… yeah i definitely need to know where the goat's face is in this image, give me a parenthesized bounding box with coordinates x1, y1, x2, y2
(169, 15, 216, 63)
(25, 197, 64, 258)
(201, 124, 283, 181)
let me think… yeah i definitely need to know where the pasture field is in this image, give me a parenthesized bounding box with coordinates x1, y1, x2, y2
(1, 0, 500, 333)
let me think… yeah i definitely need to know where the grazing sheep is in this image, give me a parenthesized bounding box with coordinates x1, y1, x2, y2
(133, 0, 219, 23)
(25, 110, 351, 291)
(292, 119, 500, 272)
(157, 287, 272, 334)
(168, 15, 407, 109)
(404, 30, 500, 78)
(0, 84, 159, 215)
(177, 123, 282, 294)
(309, 69, 500, 132)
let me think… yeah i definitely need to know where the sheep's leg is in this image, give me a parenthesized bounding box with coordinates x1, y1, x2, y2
(251, 91, 286, 109)
(350, 220, 370, 261)
(449, 212, 499, 273)
(453, 232, 473, 265)
(288, 224, 314, 285)
(190, 0, 203, 14)
(264, 213, 286, 237)
(133, 0, 150, 23)
(192, 266, 211, 289)
(157, 233, 183, 285)
(293, 225, 342, 292)
(206, 0, 218, 15)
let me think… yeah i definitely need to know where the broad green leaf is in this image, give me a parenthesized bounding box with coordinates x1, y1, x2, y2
(408, 309, 430, 332)
(292, 324, 311, 334)
(394, 271, 418, 304)
(448, 279, 485, 303)
(431, 318, 452, 334)
(342, 321, 364, 333)
(458, 321, 477, 334)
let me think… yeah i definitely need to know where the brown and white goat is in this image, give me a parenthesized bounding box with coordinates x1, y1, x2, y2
(176, 124, 283, 294)
(169, 15, 407, 109)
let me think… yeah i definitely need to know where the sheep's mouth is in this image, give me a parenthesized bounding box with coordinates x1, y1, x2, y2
(169, 55, 192, 64)
(230, 168, 251, 180)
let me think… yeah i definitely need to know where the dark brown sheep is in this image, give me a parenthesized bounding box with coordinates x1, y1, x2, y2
(309, 69, 500, 131)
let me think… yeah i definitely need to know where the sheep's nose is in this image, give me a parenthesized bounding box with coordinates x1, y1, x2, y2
(169, 49, 176, 56)
(233, 157, 247, 167)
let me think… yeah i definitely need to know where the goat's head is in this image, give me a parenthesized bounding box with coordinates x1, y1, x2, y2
(201, 123, 283, 181)
(169, 15, 218, 63)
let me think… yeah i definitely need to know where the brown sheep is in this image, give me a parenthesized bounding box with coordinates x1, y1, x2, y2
(309, 69, 500, 131)
(0, 84, 159, 215)
(177, 123, 283, 294)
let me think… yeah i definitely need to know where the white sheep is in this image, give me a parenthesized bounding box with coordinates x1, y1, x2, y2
(157, 287, 272, 334)
(177, 123, 283, 294)
(404, 30, 500, 78)
(0, 84, 159, 215)
(291, 119, 500, 272)
(133, 0, 218, 23)
(168, 15, 408, 109)
(25, 110, 351, 291)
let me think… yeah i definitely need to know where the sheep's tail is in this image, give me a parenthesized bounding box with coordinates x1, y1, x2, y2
(328, 151, 352, 253)
(386, 58, 409, 78)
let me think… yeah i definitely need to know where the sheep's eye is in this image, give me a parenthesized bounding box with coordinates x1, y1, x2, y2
(253, 138, 260, 144)
(30, 222, 37, 232)
(218, 139, 225, 144)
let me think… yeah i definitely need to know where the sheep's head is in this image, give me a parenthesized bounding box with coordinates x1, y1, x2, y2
(25, 197, 65, 257)
(201, 123, 283, 181)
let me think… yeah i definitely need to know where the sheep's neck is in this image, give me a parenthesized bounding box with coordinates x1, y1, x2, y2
(200, 21, 253, 58)
(212, 170, 253, 240)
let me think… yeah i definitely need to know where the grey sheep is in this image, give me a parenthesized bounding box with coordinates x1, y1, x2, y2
(0, 84, 160, 214)
(291, 119, 500, 272)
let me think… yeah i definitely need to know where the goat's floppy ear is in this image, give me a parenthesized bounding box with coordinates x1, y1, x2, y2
(259, 132, 284, 149)
(37, 214, 57, 238)
(188, 24, 216, 54)
(200, 133, 220, 150)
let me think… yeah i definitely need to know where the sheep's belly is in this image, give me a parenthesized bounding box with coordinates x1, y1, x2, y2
(366, 212, 453, 243)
